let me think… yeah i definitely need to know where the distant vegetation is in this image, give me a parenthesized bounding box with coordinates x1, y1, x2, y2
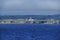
(0, 15, 60, 20)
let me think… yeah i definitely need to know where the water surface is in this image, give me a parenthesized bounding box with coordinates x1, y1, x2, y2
(0, 24, 60, 40)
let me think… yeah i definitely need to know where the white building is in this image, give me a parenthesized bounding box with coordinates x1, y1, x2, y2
(28, 17, 34, 24)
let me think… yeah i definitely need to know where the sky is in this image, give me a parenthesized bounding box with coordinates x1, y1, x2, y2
(0, 0, 60, 15)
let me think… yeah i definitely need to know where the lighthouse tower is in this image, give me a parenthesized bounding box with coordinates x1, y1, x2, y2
(28, 17, 34, 24)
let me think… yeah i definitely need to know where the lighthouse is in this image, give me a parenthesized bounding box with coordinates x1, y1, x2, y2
(28, 17, 34, 24)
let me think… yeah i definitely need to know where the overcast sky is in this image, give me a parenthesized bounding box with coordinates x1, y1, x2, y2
(0, 0, 60, 15)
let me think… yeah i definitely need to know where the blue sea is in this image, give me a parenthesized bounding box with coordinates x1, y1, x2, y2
(0, 24, 60, 40)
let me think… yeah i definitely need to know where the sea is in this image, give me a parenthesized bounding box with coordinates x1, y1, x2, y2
(0, 24, 60, 40)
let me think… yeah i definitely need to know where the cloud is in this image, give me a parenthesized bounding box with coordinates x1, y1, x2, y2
(0, 0, 60, 15)
(1, 0, 60, 11)
(35, 0, 59, 10)
(2, 0, 24, 10)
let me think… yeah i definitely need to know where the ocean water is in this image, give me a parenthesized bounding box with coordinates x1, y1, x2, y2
(0, 24, 60, 40)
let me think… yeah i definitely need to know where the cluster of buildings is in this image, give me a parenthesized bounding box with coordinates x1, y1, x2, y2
(0, 17, 34, 24)
(0, 17, 60, 24)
